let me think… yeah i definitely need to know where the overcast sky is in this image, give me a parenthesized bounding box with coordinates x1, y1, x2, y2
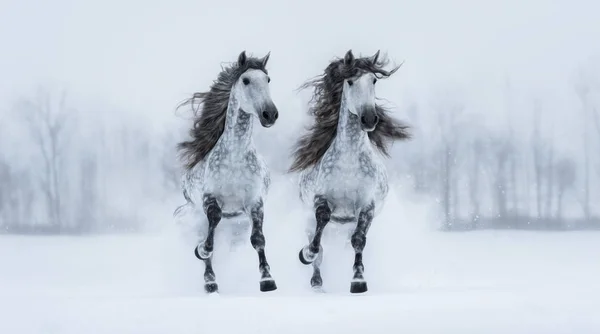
(1, 0, 599, 145)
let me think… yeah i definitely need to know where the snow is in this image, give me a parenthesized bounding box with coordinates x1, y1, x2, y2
(1, 184, 599, 333)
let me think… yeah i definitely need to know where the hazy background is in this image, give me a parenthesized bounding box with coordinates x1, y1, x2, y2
(1, 0, 600, 233)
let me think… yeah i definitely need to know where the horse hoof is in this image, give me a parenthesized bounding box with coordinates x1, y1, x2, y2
(310, 275, 323, 288)
(298, 248, 314, 265)
(350, 281, 368, 294)
(260, 279, 277, 292)
(194, 244, 211, 260)
(204, 282, 219, 294)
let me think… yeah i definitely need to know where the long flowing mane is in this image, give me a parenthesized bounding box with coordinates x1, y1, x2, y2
(289, 51, 411, 173)
(177, 53, 268, 170)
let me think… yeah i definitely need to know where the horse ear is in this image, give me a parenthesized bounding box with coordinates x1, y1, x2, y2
(344, 50, 354, 66)
(370, 50, 380, 64)
(238, 51, 247, 66)
(261, 51, 271, 67)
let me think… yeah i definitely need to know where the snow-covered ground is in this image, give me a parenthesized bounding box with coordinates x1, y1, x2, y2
(1, 184, 599, 333)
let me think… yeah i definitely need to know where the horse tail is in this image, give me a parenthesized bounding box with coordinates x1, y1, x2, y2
(173, 189, 194, 222)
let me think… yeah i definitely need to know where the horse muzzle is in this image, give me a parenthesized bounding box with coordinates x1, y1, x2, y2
(259, 106, 279, 128)
(360, 107, 379, 132)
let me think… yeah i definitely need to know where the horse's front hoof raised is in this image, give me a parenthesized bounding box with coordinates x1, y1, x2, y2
(299, 248, 311, 264)
(194, 244, 212, 260)
(350, 280, 368, 294)
(260, 279, 277, 292)
(298, 247, 317, 265)
(204, 282, 219, 294)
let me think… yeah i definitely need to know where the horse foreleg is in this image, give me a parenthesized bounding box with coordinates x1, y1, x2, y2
(303, 222, 324, 291)
(350, 202, 374, 294)
(310, 246, 324, 290)
(299, 196, 330, 269)
(194, 194, 222, 293)
(249, 199, 277, 292)
(200, 256, 218, 293)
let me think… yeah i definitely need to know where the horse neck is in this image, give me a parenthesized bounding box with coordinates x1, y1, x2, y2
(332, 98, 369, 152)
(218, 98, 254, 152)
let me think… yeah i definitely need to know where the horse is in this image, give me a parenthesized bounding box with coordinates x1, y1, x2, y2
(174, 51, 279, 294)
(289, 50, 411, 293)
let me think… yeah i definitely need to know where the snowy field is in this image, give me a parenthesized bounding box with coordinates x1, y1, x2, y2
(1, 186, 599, 333)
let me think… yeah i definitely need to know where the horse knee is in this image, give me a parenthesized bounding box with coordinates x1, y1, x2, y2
(250, 232, 265, 249)
(315, 205, 331, 223)
(206, 205, 222, 224)
(351, 232, 366, 252)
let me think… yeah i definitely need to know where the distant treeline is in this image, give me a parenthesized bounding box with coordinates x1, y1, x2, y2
(0, 88, 181, 234)
(1, 75, 600, 235)
(396, 76, 600, 231)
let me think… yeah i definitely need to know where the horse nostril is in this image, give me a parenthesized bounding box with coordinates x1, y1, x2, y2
(373, 115, 379, 124)
(361, 115, 367, 124)
(262, 111, 270, 120)
(273, 111, 279, 120)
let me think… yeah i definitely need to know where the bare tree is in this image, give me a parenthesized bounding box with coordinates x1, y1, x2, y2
(468, 138, 484, 224)
(488, 135, 512, 219)
(0, 159, 35, 230)
(433, 97, 465, 229)
(574, 74, 592, 220)
(544, 134, 556, 220)
(77, 152, 99, 233)
(17, 88, 72, 230)
(503, 77, 520, 216)
(555, 157, 577, 221)
(532, 100, 545, 219)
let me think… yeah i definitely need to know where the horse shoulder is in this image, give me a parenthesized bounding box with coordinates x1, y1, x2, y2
(182, 160, 206, 204)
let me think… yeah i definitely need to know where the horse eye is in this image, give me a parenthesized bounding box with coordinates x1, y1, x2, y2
(347, 80, 353, 86)
(267, 76, 271, 83)
(373, 78, 377, 84)
(243, 78, 250, 85)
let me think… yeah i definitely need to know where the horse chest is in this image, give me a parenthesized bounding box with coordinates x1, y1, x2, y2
(203, 148, 265, 207)
(318, 150, 384, 203)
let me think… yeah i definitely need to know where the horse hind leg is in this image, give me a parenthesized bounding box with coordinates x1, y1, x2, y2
(350, 203, 374, 294)
(194, 194, 222, 293)
(249, 199, 277, 292)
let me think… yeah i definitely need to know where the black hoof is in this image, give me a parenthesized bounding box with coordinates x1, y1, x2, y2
(204, 282, 219, 294)
(299, 248, 312, 265)
(310, 276, 323, 288)
(194, 246, 203, 260)
(194, 245, 211, 260)
(350, 281, 368, 294)
(260, 279, 277, 292)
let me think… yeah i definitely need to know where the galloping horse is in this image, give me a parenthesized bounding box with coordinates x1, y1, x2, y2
(175, 51, 279, 294)
(290, 50, 411, 293)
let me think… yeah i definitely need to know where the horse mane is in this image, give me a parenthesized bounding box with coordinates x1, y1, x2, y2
(288, 51, 412, 173)
(177, 53, 268, 170)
